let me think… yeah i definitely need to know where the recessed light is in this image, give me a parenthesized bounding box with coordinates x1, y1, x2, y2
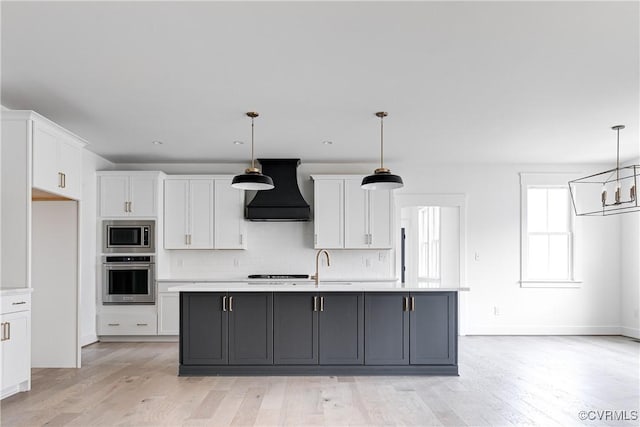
(233, 140, 245, 145)
(151, 140, 163, 145)
(322, 140, 333, 145)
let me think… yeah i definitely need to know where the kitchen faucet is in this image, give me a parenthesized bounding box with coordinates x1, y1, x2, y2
(311, 249, 330, 287)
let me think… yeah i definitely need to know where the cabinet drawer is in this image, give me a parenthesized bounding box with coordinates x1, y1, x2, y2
(98, 312, 157, 335)
(1, 293, 31, 315)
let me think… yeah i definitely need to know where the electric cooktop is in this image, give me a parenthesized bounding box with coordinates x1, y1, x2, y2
(248, 274, 310, 279)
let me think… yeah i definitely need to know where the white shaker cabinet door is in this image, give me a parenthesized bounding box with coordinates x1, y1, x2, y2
(164, 180, 189, 249)
(57, 138, 83, 200)
(157, 293, 179, 335)
(214, 180, 246, 249)
(129, 175, 157, 217)
(100, 176, 130, 217)
(189, 180, 214, 249)
(314, 179, 344, 249)
(32, 121, 60, 194)
(344, 179, 369, 249)
(368, 189, 393, 249)
(1, 311, 30, 393)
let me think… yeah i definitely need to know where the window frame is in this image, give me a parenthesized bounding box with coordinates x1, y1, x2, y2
(520, 173, 582, 288)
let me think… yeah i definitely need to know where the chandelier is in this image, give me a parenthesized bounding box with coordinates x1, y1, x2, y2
(569, 125, 639, 216)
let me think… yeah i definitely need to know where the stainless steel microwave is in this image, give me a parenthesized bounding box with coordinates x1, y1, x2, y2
(103, 220, 155, 253)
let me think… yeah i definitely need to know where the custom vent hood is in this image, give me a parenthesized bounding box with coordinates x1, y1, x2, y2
(245, 159, 311, 221)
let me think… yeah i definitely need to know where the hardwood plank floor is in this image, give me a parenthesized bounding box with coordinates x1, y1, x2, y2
(1, 336, 638, 426)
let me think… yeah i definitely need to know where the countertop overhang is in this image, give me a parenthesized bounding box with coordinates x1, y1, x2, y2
(167, 282, 469, 292)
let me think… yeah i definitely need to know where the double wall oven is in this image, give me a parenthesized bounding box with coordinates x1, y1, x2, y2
(102, 220, 156, 305)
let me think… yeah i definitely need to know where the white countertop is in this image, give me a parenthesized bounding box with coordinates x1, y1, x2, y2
(158, 278, 399, 283)
(168, 282, 469, 292)
(0, 287, 34, 296)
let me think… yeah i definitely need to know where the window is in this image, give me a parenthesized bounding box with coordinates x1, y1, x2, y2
(521, 174, 579, 286)
(418, 207, 441, 283)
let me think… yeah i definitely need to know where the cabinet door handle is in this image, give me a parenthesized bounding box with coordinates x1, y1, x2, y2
(107, 323, 120, 326)
(12, 301, 26, 305)
(319, 296, 324, 312)
(229, 296, 234, 312)
(239, 234, 243, 245)
(62, 173, 66, 188)
(410, 297, 415, 311)
(124, 202, 129, 213)
(313, 296, 318, 312)
(1, 322, 5, 341)
(136, 323, 148, 326)
(222, 295, 227, 312)
(189, 234, 192, 245)
(128, 201, 132, 213)
(6, 322, 9, 341)
(402, 296, 408, 312)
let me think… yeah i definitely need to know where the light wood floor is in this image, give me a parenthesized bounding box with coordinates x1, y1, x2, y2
(1, 336, 638, 426)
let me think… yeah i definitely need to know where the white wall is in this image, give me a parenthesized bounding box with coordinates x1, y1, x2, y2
(620, 161, 640, 338)
(32, 201, 79, 367)
(79, 150, 113, 346)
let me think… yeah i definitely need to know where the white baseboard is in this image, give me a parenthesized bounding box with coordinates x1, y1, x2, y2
(80, 334, 98, 347)
(621, 327, 640, 339)
(98, 335, 178, 343)
(465, 325, 622, 335)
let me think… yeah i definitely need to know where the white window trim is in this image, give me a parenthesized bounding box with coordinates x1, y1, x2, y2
(520, 173, 582, 288)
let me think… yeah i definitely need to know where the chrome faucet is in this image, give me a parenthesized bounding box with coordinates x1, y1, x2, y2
(311, 249, 330, 287)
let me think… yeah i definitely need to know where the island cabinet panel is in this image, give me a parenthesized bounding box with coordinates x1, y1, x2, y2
(180, 293, 227, 365)
(318, 292, 364, 365)
(409, 292, 457, 365)
(364, 293, 410, 365)
(228, 293, 273, 365)
(273, 293, 318, 365)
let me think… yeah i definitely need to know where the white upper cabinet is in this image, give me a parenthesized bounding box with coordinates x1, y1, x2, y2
(32, 118, 85, 200)
(313, 179, 344, 249)
(312, 176, 393, 250)
(214, 179, 246, 249)
(99, 173, 160, 218)
(163, 180, 190, 249)
(163, 177, 246, 250)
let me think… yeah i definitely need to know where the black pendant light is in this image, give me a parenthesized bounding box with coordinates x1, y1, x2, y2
(361, 111, 404, 190)
(231, 112, 274, 191)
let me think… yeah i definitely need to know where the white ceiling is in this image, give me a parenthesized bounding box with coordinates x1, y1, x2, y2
(2, 1, 639, 166)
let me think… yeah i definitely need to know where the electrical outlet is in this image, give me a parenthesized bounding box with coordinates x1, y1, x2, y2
(493, 306, 500, 316)
(378, 251, 386, 262)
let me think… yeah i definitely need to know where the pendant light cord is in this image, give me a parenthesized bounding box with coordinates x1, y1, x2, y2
(616, 127, 620, 183)
(380, 114, 384, 169)
(251, 116, 255, 170)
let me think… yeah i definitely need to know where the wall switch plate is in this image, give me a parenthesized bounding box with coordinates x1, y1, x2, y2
(475, 252, 480, 261)
(493, 306, 500, 316)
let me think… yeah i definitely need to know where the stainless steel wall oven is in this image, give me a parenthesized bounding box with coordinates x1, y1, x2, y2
(102, 256, 155, 304)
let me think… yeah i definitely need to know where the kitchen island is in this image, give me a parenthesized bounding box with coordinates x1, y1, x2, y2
(168, 281, 467, 376)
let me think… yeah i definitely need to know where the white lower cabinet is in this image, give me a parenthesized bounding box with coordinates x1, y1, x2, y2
(1, 290, 31, 400)
(157, 282, 180, 335)
(98, 311, 157, 336)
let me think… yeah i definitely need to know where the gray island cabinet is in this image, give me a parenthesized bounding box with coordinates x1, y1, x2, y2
(178, 288, 458, 376)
